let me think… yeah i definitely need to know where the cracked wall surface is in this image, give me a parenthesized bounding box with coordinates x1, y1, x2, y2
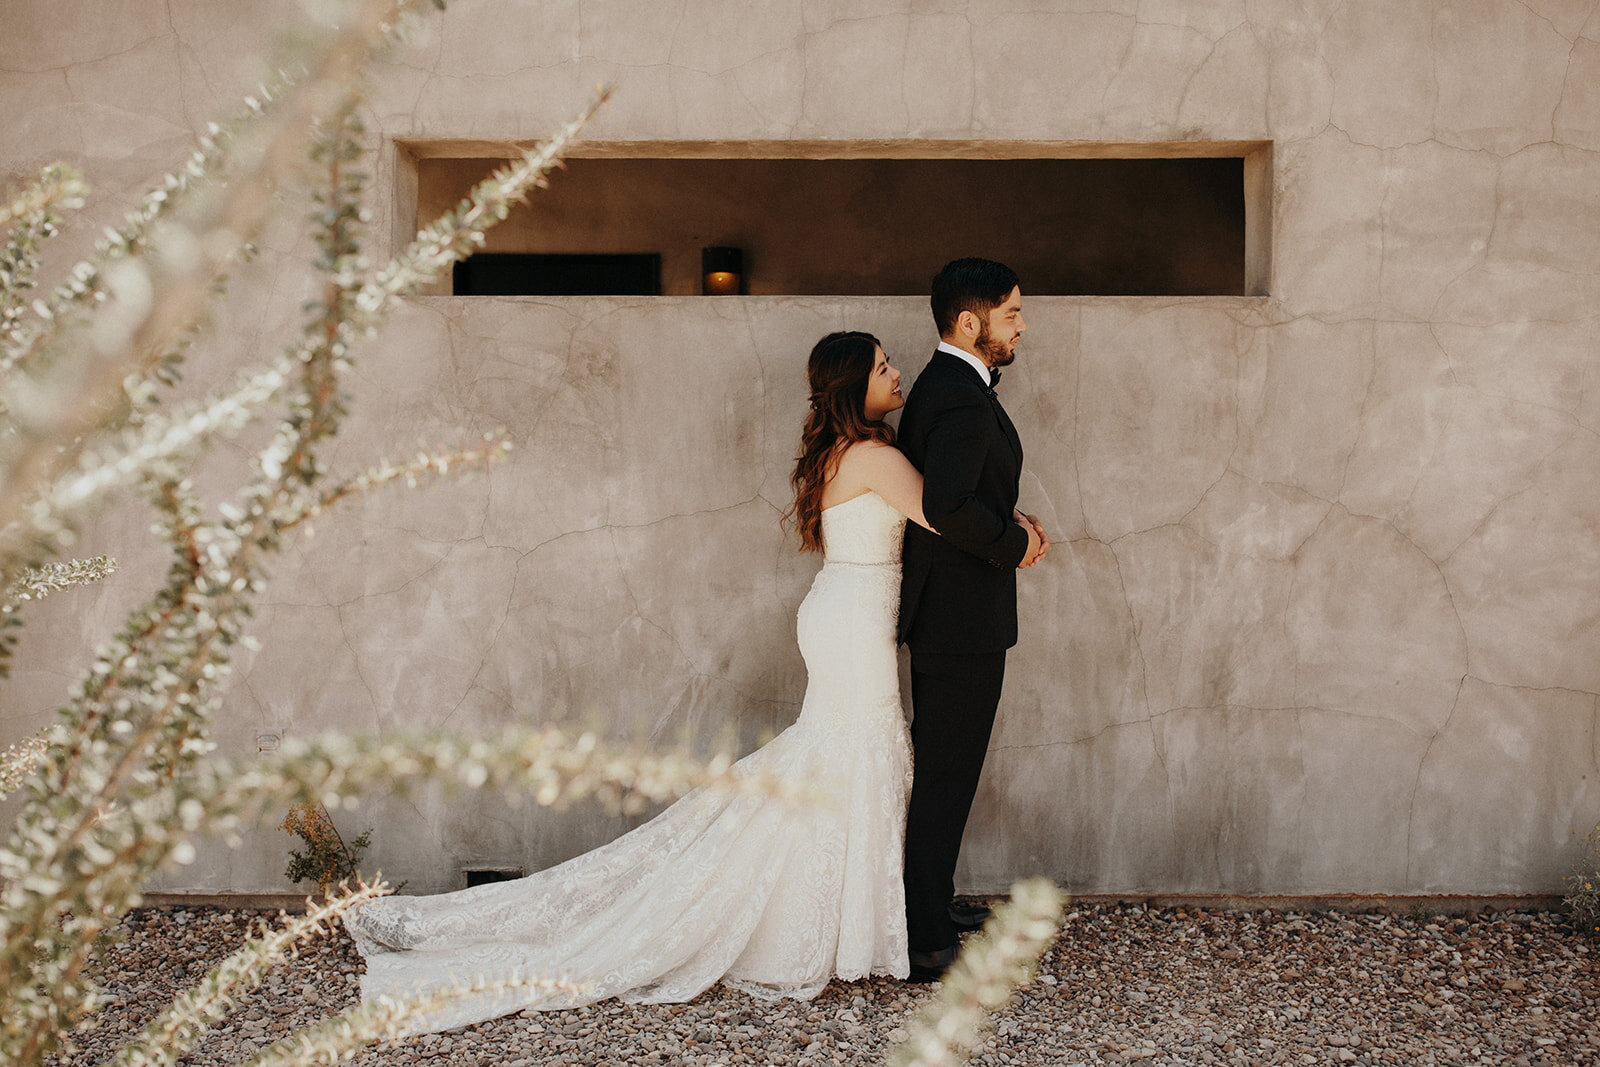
(3, 0, 1599, 896)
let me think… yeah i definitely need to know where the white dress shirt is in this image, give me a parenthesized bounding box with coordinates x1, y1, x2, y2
(936, 340, 992, 386)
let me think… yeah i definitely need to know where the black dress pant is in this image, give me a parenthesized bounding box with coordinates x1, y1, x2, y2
(902, 649, 1007, 953)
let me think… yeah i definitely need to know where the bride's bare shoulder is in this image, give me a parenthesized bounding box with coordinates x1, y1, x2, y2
(824, 441, 897, 506)
(838, 440, 913, 475)
(836, 439, 900, 466)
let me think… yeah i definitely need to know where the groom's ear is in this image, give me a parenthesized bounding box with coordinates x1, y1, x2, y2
(957, 309, 981, 340)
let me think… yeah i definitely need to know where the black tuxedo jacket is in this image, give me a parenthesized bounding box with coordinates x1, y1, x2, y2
(897, 349, 1029, 653)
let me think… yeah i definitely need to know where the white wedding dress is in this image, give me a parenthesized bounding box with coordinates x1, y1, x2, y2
(344, 491, 913, 1034)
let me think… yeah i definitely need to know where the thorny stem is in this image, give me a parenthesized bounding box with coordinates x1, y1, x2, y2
(0, 167, 86, 233)
(0, 0, 439, 576)
(103, 881, 391, 1067)
(159, 482, 204, 576)
(277, 438, 511, 532)
(28, 90, 370, 927)
(48, 82, 604, 768)
(4, 94, 611, 1067)
(0, 12, 617, 1065)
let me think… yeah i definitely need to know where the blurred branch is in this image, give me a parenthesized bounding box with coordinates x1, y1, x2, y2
(0, 730, 48, 801)
(0, 0, 441, 578)
(235, 971, 590, 1067)
(278, 433, 512, 531)
(0, 164, 88, 375)
(3, 555, 115, 610)
(891, 879, 1066, 1067)
(199, 726, 807, 824)
(103, 881, 391, 1067)
(0, 165, 88, 233)
(0, 5, 624, 1066)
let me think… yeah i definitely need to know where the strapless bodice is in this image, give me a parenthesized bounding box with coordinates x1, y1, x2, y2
(820, 491, 906, 566)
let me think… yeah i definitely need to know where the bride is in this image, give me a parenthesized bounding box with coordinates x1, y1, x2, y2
(344, 330, 934, 1034)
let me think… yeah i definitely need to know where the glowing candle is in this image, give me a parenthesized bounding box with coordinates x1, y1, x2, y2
(701, 247, 743, 295)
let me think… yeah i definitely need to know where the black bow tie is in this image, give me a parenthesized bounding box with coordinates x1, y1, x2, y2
(987, 369, 1001, 389)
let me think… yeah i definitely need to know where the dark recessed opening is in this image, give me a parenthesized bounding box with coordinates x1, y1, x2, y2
(452, 252, 661, 296)
(423, 155, 1254, 296)
(462, 866, 525, 887)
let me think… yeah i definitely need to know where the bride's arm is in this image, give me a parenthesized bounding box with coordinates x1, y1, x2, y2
(842, 442, 934, 532)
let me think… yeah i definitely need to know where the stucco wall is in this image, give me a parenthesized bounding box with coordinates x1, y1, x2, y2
(2, 0, 1598, 897)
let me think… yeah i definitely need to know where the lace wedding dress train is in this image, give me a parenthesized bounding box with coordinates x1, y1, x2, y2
(344, 491, 913, 1034)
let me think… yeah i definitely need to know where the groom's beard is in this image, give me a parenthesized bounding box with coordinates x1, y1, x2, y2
(975, 320, 1016, 368)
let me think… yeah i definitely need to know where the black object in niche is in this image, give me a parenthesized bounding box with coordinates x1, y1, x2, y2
(453, 253, 662, 295)
(463, 866, 526, 887)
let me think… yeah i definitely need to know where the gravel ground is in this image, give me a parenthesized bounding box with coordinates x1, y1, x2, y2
(54, 902, 1598, 1066)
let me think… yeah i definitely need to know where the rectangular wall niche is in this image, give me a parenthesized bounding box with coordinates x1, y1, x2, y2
(453, 252, 661, 295)
(417, 150, 1266, 297)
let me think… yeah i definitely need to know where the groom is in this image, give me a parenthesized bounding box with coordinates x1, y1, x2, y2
(897, 257, 1048, 982)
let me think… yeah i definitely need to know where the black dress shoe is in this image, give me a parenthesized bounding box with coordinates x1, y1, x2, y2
(948, 901, 992, 932)
(907, 945, 958, 983)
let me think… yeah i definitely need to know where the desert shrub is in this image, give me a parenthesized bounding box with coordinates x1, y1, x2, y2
(0, 3, 1058, 1064)
(280, 804, 374, 897)
(1564, 824, 1600, 938)
(0, 2, 642, 1062)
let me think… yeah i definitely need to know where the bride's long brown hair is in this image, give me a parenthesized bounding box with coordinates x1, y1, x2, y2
(785, 331, 895, 553)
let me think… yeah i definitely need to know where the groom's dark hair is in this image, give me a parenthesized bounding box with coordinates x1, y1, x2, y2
(931, 257, 1020, 339)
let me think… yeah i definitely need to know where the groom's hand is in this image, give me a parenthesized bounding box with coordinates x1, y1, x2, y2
(1019, 519, 1044, 568)
(1015, 511, 1049, 568)
(1026, 514, 1049, 562)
